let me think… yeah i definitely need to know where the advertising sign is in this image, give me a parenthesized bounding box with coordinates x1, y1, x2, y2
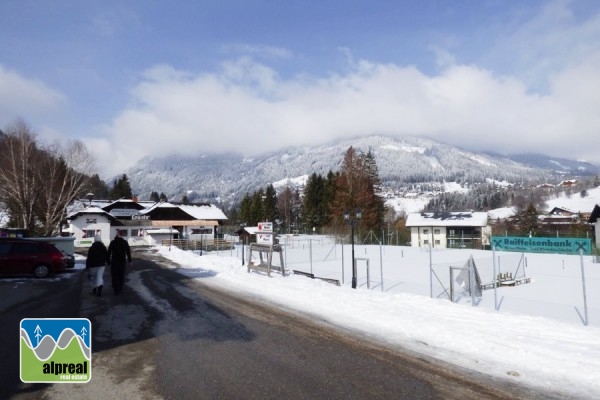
(491, 236, 592, 255)
(20, 318, 91, 383)
(257, 222, 274, 244)
(257, 222, 273, 233)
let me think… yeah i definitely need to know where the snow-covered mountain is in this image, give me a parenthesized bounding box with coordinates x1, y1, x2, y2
(124, 135, 600, 206)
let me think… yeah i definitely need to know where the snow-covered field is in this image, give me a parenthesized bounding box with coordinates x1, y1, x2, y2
(154, 239, 600, 399)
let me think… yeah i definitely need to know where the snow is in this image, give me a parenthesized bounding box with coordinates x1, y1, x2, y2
(385, 196, 430, 215)
(272, 175, 309, 189)
(153, 240, 600, 399)
(488, 207, 516, 220)
(545, 185, 600, 213)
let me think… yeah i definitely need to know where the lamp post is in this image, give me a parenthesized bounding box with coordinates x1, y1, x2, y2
(344, 209, 362, 289)
(85, 192, 94, 207)
(240, 223, 246, 266)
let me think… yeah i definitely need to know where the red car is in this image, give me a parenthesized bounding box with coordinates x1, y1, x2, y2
(0, 239, 69, 278)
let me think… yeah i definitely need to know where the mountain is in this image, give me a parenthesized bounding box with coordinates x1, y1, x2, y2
(124, 135, 600, 206)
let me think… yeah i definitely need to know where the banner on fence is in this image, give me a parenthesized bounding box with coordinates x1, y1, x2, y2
(491, 236, 592, 255)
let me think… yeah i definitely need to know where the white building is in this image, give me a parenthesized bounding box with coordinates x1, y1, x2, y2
(405, 211, 490, 249)
(65, 199, 228, 247)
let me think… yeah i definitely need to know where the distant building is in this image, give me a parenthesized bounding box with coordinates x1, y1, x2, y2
(588, 204, 600, 248)
(405, 211, 490, 249)
(65, 198, 228, 247)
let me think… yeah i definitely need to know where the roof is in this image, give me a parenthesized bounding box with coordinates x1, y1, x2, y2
(406, 212, 488, 227)
(145, 228, 180, 235)
(67, 206, 119, 223)
(178, 204, 228, 220)
(101, 199, 147, 212)
(243, 227, 260, 234)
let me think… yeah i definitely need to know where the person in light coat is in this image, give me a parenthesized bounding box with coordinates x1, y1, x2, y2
(86, 234, 108, 297)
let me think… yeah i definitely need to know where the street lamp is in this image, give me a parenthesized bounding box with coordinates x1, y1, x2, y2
(85, 192, 94, 207)
(240, 223, 246, 266)
(344, 209, 362, 289)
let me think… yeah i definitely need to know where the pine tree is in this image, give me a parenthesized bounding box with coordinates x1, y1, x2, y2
(303, 173, 327, 230)
(250, 189, 265, 225)
(109, 174, 133, 200)
(239, 193, 252, 225)
(264, 184, 279, 223)
(519, 202, 539, 236)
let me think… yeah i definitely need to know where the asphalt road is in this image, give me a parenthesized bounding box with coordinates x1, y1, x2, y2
(0, 248, 572, 399)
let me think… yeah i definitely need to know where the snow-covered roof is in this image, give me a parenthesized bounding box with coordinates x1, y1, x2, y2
(67, 206, 114, 219)
(145, 228, 180, 235)
(139, 201, 179, 215)
(243, 226, 259, 235)
(178, 204, 228, 220)
(406, 212, 488, 227)
(487, 207, 515, 220)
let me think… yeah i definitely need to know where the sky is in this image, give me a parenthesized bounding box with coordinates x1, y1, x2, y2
(1, 1, 600, 179)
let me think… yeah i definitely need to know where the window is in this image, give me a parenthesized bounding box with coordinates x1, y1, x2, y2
(117, 229, 128, 237)
(434, 229, 441, 235)
(423, 239, 429, 245)
(131, 229, 143, 237)
(423, 229, 429, 234)
(82, 230, 96, 239)
(191, 228, 212, 234)
(434, 240, 441, 245)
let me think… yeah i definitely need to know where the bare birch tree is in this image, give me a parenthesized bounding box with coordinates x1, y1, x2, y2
(0, 119, 96, 235)
(35, 139, 95, 235)
(0, 119, 39, 231)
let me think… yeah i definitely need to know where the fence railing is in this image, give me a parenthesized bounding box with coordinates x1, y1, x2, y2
(161, 238, 235, 251)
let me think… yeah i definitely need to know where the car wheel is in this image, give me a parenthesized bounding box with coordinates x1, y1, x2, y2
(33, 264, 50, 278)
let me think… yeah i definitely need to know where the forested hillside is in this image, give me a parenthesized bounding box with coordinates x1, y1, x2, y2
(124, 135, 600, 206)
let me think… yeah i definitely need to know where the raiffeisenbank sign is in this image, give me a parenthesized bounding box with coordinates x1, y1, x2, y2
(491, 236, 592, 255)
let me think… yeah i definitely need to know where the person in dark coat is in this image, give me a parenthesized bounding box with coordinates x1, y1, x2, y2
(86, 234, 109, 297)
(107, 231, 132, 295)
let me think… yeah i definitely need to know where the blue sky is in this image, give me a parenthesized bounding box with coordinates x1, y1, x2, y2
(1, 0, 599, 178)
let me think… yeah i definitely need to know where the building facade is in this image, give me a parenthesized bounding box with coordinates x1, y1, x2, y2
(65, 199, 228, 247)
(406, 211, 490, 249)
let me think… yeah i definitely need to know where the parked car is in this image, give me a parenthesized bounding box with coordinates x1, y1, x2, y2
(0, 239, 69, 278)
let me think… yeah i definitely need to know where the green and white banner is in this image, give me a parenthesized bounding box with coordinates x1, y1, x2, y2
(491, 236, 592, 255)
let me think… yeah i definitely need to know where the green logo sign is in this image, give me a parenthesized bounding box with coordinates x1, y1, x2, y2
(491, 236, 592, 255)
(20, 318, 91, 383)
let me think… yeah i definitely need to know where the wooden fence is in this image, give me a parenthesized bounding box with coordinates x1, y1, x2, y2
(160, 238, 235, 251)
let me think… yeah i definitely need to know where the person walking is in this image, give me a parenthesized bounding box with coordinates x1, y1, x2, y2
(86, 234, 108, 297)
(107, 231, 132, 295)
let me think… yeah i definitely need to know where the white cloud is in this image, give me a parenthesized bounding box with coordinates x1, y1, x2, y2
(220, 44, 293, 60)
(99, 47, 600, 177)
(0, 65, 64, 124)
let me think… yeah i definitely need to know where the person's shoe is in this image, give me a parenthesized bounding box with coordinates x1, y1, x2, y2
(92, 287, 97, 295)
(97, 285, 103, 297)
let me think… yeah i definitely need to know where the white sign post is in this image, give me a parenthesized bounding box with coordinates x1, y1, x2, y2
(257, 222, 274, 245)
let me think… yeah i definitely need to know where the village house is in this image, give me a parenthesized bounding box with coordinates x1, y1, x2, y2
(65, 198, 228, 247)
(405, 211, 490, 249)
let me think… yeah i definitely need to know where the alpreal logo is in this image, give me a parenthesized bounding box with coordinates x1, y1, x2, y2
(20, 318, 91, 383)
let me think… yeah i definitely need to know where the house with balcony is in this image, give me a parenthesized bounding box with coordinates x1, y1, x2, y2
(406, 211, 490, 249)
